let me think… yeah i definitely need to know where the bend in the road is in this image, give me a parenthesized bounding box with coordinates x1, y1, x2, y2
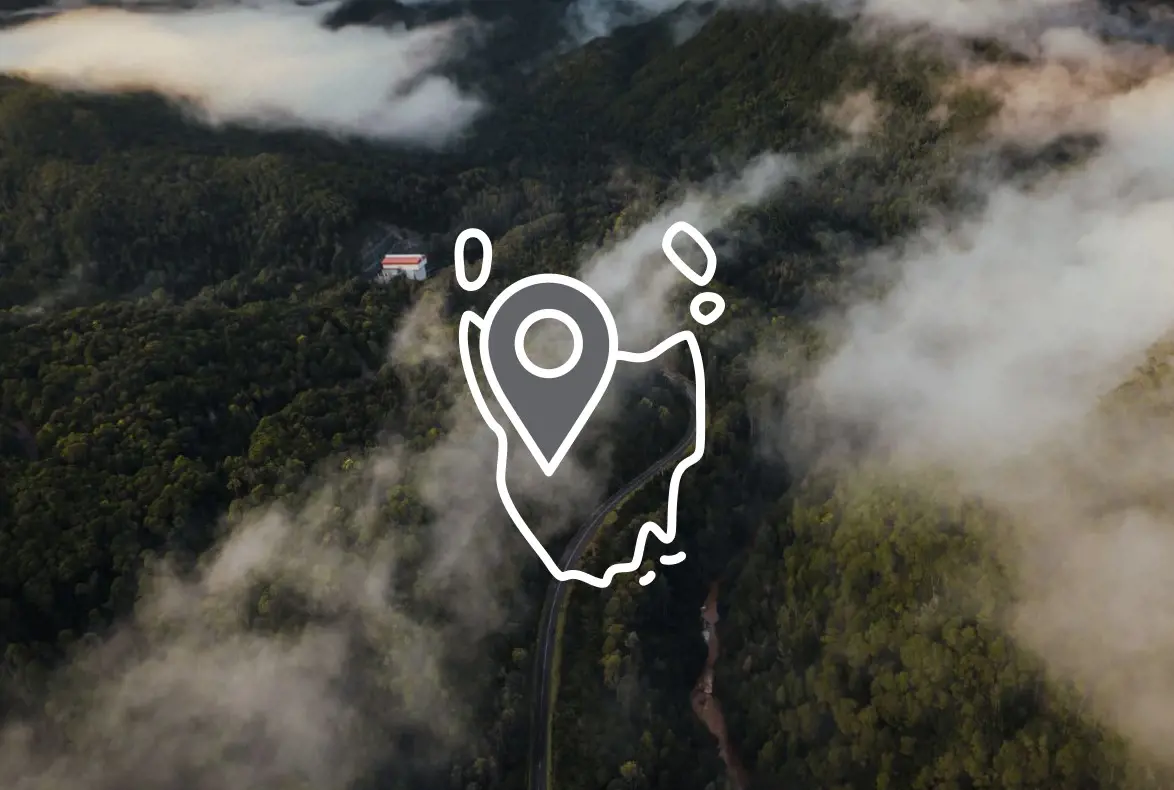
(527, 370, 697, 790)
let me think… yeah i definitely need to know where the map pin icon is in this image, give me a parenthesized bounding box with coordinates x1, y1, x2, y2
(479, 274, 619, 477)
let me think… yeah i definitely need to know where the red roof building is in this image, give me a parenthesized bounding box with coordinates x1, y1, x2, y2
(379, 253, 428, 281)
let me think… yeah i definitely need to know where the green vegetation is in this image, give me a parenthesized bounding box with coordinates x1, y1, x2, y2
(2, 4, 1170, 790)
(717, 476, 1124, 790)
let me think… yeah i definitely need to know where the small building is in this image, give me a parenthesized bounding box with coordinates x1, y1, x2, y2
(377, 253, 428, 282)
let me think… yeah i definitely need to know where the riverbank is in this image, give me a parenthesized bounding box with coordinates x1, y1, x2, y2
(692, 583, 751, 790)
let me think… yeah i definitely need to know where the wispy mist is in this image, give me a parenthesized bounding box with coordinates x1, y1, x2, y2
(0, 282, 615, 789)
(0, 449, 465, 790)
(578, 153, 799, 351)
(769, 11, 1174, 766)
(0, 3, 484, 146)
(563, 0, 1088, 47)
(385, 282, 610, 609)
(396, 157, 799, 591)
(562, 0, 1174, 59)
(565, 0, 690, 43)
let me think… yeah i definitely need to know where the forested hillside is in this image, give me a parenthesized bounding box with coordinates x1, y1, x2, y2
(2, 3, 1173, 790)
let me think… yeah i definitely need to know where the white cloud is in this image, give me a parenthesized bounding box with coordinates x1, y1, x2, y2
(785, 45, 1174, 763)
(0, 3, 484, 146)
(579, 153, 799, 350)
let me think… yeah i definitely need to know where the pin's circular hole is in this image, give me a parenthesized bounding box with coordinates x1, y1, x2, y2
(690, 292, 725, 326)
(514, 309, 583, 379)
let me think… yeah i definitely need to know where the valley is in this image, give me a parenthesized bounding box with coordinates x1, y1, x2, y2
(3, 2, 1174, 790)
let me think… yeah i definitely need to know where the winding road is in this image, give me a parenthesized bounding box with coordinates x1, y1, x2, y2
(527, 370, 697, 790)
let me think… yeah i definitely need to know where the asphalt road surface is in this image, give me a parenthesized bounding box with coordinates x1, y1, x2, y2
(527, 370, 697, 790)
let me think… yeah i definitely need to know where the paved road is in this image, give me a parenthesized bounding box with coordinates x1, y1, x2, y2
(527, 371, 697, 790)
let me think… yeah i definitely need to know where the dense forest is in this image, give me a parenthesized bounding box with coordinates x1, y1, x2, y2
(2, 2, 1173, 790)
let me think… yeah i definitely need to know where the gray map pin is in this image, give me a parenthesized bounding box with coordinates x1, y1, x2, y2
(479, 274, 618, 477)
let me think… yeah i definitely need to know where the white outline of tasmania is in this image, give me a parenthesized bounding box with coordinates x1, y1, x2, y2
(453, 223, 724, 589)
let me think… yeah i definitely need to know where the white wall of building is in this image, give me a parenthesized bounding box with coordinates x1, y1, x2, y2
(377, 258, 428, 282)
